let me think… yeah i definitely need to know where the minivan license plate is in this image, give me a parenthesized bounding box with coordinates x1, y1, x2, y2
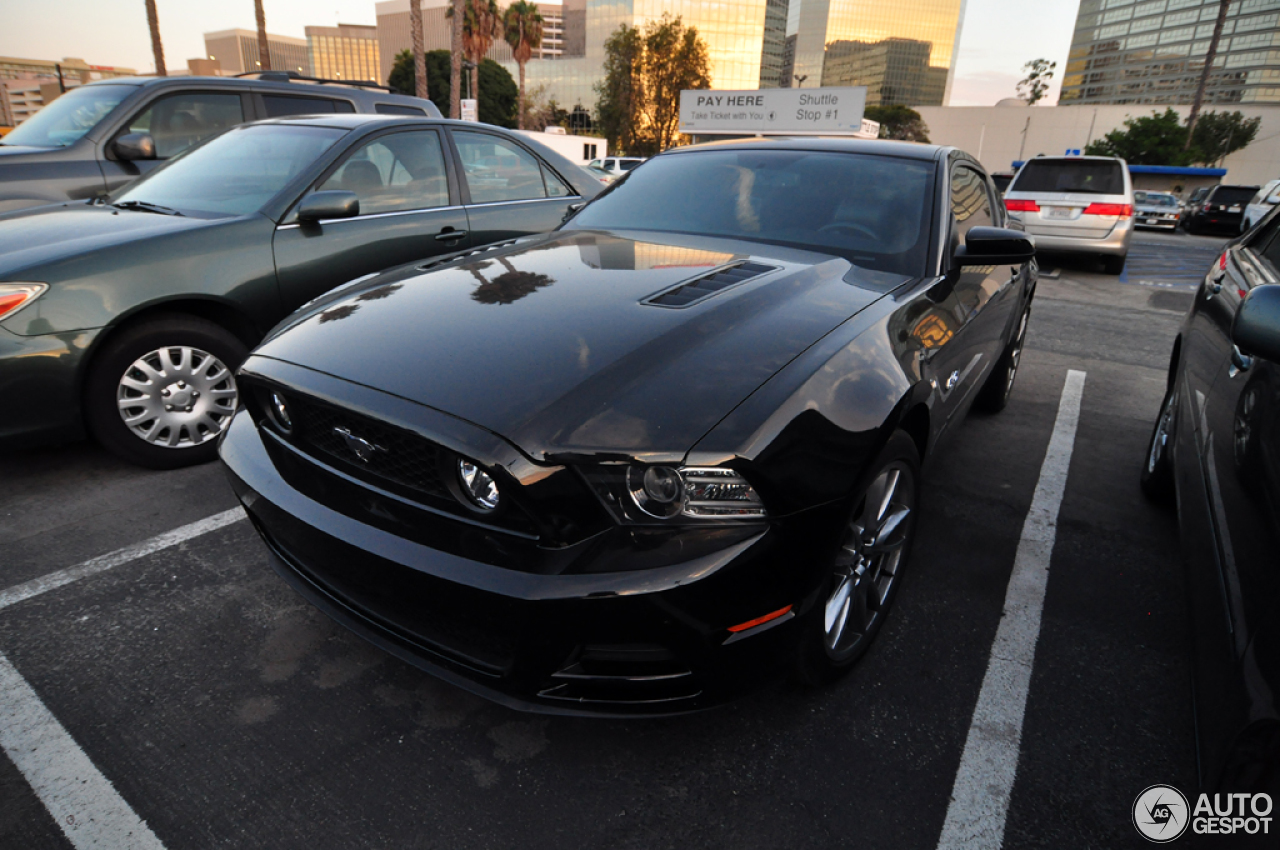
(1045, 206, 1074, 219)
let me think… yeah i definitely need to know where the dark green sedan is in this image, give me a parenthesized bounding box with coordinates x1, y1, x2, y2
(0, 114, 599, 467)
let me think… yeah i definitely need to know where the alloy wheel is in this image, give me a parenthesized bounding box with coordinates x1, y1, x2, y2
(824, 462, 916, 657)
(1148, 388, 1177, 476)
(115, 346, 238, 448)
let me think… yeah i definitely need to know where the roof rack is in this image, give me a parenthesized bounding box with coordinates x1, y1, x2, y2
(233, 71, 396, 93)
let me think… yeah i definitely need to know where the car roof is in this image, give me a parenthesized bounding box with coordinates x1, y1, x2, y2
(664, 136, 946, 162)
(84, 74, 438, 112)
(248, 114, 540, 133)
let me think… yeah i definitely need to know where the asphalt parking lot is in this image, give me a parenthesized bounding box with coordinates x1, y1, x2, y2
(0, 229, 1245, 848)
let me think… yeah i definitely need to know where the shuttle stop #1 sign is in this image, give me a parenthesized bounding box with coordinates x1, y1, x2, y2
(679, 87, 869, 136)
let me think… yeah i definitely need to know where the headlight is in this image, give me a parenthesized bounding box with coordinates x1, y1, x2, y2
(616, 465, 766, 521)
(457, 457, 501, 511)
(0, 283, 48, 322)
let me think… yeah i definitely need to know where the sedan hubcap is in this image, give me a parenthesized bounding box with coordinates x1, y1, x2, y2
(824, 463, 915, 656)
(1006, 309, 1030, 393)
(116, 346, 238, 448)
(1148, 389, 1177, 474)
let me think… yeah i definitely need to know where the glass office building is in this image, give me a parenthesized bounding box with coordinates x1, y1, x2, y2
(307, 25, 381, 83)
(506, 0, 963, 112)
(1061, 0, 1280, 105)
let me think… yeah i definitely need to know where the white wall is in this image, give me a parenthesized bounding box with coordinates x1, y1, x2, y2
(913, 103, 1280, 186)
(516, 130, 605, 165)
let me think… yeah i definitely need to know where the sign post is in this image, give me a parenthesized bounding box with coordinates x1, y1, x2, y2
(679, 87, 869, 137)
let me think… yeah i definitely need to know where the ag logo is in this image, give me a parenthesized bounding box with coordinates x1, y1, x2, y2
(1133, 785, 1190, 842)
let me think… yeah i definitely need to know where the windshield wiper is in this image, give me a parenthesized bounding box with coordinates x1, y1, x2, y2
(112, 200, 184, 216)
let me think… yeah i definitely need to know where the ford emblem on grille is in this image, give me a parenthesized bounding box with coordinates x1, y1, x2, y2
(333, 426, 384, 463)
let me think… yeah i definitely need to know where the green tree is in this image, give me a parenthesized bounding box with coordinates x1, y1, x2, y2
(389, 49, 516, 126)
(448, 0, 502, 106)
(1189, 110, 1261, 164)
(595, 15, 711, 155)
(1085, 108, 1191, 165)
(864, 105, 930, 142)
(595, 24, 644, 154)
(503, 0, 544, 130)
(1017, 58, 1056, 105)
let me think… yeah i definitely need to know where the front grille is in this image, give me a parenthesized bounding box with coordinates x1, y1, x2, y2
(288, 394, 452, 503)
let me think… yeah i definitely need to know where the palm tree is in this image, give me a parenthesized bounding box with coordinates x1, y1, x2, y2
(450, 0, 465, 118)
(1185, 0, 1232, 149)
(504, 1, 544, 130)
(409, 0, 428, 98)
(448, 0, 501, 108)
(255, 0, 272, 72)
(144, 0, 166, 77)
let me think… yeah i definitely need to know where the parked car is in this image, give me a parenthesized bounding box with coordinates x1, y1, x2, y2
(990, 171, 1015, 196)
(588, 155, 645, 176)
(1133, 190, 1181, 230)
(581, 163, 616, 185)
(1003, 154, 1133, 274)
(1185, 185, 1210, 217)
(0, 73, 440, 214)
(1241, 178, 1280, 234)
(1142, 203, 1280, 796)
(0, 114, 600, 466)
(1182, 183, 1259, 234)
(220, 138, 1038, 715)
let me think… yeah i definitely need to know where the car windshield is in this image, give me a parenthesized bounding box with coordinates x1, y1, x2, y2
(1011, 159, 1125, 195)
(1, 84, 134, 148)
(1139, 193, 1176, 207)
(566, 149, 935, 276)
(113, 124, 346, 217)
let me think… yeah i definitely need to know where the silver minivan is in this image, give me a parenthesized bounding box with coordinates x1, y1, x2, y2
(1003, 155, 1134, 274)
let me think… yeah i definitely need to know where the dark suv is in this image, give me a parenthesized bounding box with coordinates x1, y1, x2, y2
(0, 73, 440, 214)
(1182, 183, 1259, 234)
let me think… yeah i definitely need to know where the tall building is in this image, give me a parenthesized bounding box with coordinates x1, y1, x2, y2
(1061, 0, 1280, 106)
(203, 29, 310, 77)
(782, 0, 963, 103)
(306, 24, 380, 82)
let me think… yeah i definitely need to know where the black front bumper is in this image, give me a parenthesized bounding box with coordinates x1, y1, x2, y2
(220, 409, 834, 716)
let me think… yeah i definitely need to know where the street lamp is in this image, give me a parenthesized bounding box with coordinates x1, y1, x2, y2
(793, 74, 807, 88)
(461, 60, 476, 99)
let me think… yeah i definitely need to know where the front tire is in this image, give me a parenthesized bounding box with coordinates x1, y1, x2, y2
(1140, 382, 1177, 505)
(85, 315, 248, 469)
(976, 303, 1031, 413)
(795, 430, 920, 686)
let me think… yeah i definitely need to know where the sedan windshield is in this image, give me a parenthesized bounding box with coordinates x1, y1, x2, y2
(567, 149, 935, 275)
(114, 124, 346, 217)
(2, 84, 133, 148)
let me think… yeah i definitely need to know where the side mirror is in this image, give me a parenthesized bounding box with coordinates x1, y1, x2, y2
(954, 226, 1035, 267)
(1233, 284, 1280, 363)
(562, 201, 585, 222)
(1267, 194, 1280, 205)
(296, 190, 359, 222)
(113, 133, 156, 161)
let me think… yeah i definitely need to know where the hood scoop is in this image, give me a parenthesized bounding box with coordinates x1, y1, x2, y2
(643, 261, 777, 308)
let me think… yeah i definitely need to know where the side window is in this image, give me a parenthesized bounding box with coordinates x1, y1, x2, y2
(542, 164, 574, 198)
(453, 131, 548, 203)
(1250, 215, 1280, 277)
(317, 130, 450, 216)
(375, 103, 426, 116)
(951, 165, 994, 241)
(126, 92, 244, 159)
(263, 95, 355, 117)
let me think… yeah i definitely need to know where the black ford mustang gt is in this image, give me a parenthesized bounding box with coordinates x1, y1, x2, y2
(220, 138, 1037, 715)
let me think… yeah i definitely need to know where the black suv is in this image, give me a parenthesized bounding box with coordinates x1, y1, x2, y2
(0, 73, 440, 214)
(1182, 183, 1259, 234)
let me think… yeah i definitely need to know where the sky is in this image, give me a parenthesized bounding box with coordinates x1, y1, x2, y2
(0, 0, 1083, 106)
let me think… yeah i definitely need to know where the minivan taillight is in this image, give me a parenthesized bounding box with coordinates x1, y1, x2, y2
(1004, 199, 1040, 212)
(1083, 203, 1132, 217)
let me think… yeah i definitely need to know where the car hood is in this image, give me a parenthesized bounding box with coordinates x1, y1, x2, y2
(0, 144, 59, 157)
(0, 204, 214, 276)
(255, 229, 896, 460)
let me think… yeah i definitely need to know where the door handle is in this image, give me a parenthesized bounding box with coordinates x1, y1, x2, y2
(436, 229, 467, 241)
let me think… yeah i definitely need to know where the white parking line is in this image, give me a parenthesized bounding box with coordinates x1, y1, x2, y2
(0, 507, 245, 612)
(935, 369, 1086, 850)
(0, 652, 167, 849)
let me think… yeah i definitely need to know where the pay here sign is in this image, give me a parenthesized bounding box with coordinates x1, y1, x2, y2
(679, 87, 868, 135)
